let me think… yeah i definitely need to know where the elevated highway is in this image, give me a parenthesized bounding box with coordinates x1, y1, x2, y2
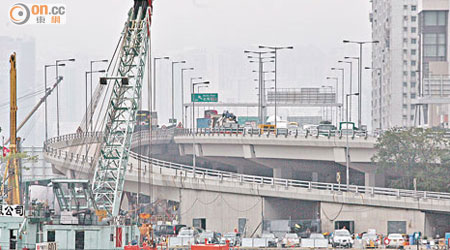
(42, 132, 450, 236)
(171, 128, 380, 186)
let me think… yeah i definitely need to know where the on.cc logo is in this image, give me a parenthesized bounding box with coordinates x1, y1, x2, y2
(9, 3, 30, 25)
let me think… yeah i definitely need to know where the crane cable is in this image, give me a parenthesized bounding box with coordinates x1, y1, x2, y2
(71, 33, 124, 178)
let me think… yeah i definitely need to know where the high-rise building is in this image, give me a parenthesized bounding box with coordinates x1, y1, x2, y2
(416, 0, 450, 128)
(370, 0, 420, 129)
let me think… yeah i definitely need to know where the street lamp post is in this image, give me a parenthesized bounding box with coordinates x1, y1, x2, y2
(326, 76, 339, 127)
(344, 56, 360, 124)
(181, 68, 194, 127)
(259, 45, 294, 128)
(197, 85, 209, 119)
(85, 70, 106, 156)
(345, 93, 359, 190)
(343, 40, 379, 128)
(321, 85, 333, 122)
(365, 66, 382, 130)
(171, 61, 186, 125)
(90, 60, 108, 132)
(252, 69, 275, 121)
(44, 63, 65, 141)
(248, 58, 275, 124)
(192, 81, 210, 176)
(338, 60, 354, 123)
(331, 68, 345, 122)
(153, 57, 170, 112)
(190, 77, 203, 128)
(245, 50, 275, 124)
(55, 58, 75, 136)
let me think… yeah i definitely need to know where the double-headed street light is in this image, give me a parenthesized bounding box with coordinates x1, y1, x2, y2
(44, 63, 66, 141)
(171, 60, 186, 125)
(345, 92, 359, 190)
(153, 56, 170, 111)
(181, 68, 194, 127)
(258, 45, 294, 127)
(343, 40, 379, 128)
(338, 60, 354, 122)
(365, 66, 383, 130)
(55, 58, 75, 136)
(192, 80, 210, 176)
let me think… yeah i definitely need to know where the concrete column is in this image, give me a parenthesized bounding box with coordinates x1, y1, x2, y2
(365, 172, 385, 187)
(243, 144, 256, 158)
(273, 167, 293, 179)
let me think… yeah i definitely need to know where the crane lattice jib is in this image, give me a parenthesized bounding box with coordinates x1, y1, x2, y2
(91, 7, 150, 217)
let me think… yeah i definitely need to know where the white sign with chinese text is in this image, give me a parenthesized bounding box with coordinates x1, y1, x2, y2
(0, 205, 24, 217)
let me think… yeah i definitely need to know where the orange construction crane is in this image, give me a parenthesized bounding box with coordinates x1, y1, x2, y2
(2, 52, 21, 205)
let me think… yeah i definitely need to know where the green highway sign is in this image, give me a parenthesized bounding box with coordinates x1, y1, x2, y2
(191, 93, 218, 102)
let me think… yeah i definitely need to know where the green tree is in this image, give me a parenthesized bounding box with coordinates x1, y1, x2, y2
(372, 128, 450, 192)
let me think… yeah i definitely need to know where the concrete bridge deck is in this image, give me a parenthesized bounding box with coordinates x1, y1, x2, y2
(43, 133, 450, 213)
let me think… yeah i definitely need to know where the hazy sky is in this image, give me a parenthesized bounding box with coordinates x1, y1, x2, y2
(0, 0, 372, 145)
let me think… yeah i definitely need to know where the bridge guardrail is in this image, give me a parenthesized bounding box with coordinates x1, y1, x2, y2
(174, 128, 371, 140)
(43, 133, 450, 202)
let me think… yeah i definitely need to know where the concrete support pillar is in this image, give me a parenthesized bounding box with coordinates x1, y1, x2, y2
(365, 172, 385, 187)
(273, 167, 293, 179)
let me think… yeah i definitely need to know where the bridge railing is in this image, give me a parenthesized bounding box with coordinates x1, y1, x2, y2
(44, 133, 450, 202)
(174, 127, 370, 140)
(126, 149, 450, 201)
(131, 129, 176, 144)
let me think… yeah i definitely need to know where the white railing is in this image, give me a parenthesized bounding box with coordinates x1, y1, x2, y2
(131, 129, 176, 145)
(174, 127, 371, 140)
(43, 133, 450, 202)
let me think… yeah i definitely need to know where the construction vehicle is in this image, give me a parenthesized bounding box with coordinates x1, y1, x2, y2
(210, 111, 238, 129)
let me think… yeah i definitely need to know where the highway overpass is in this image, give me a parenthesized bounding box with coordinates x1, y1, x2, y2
(43, 132, 450, 237)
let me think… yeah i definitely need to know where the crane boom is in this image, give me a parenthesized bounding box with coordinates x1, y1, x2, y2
(2, 52, 21, 205)
(4, 76, 63, 145)
(91, 6, 150, 217)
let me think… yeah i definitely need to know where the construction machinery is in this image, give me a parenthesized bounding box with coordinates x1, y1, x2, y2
(2, 52, 21, 205)
(91, 4, 150, 218)
(0, 2, 153, 248)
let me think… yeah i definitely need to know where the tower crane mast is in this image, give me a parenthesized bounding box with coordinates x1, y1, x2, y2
(91, 6, 151, 217)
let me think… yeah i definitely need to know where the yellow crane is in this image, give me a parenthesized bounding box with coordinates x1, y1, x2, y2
(2, 52, 21, 205)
